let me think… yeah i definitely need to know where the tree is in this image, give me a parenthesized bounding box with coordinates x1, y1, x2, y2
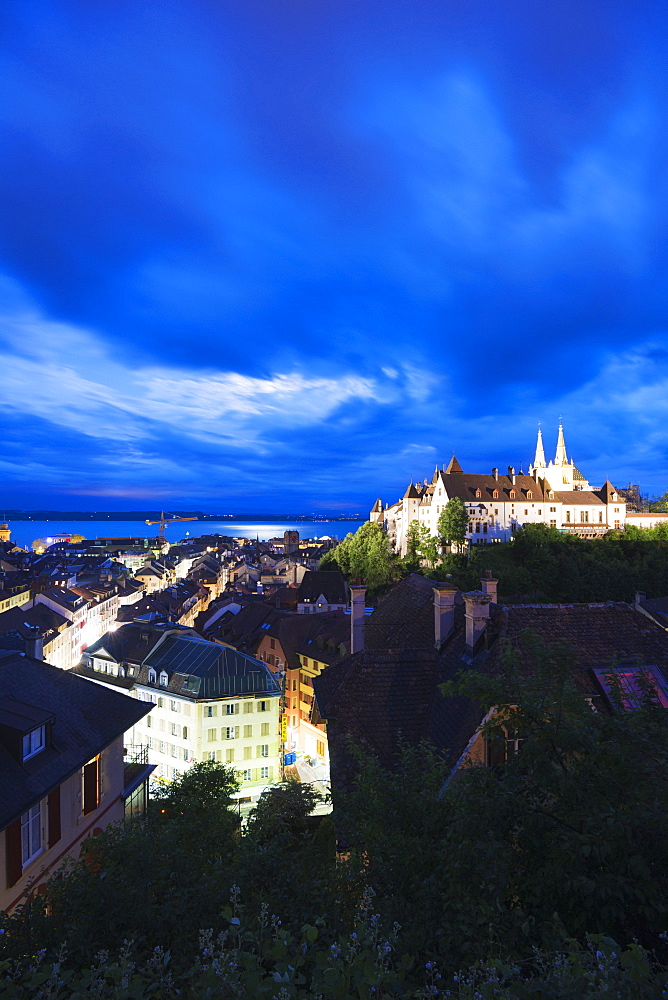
(322, 521, 394, 591)
(437, 497, 468, 551)
(245, 778, 324, 841)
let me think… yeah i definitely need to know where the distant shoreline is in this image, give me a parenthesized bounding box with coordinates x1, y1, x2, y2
(1, 510, 366, 523)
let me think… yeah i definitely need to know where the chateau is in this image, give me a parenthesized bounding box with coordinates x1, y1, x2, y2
(370, 424, 627, 556)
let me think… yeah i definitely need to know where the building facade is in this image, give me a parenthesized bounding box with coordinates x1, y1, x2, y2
(371, 424, 627, 555)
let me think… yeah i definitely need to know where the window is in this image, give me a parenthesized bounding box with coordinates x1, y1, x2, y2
(492, 490, 498, 499)
(243, 702, 253, 714)
(261, 723, 270, 736)
(614, 520, 620, 530)
(316, 740, 325, 756)
(226, 703, 239, 715)
(159, 741, 166, 754)
(566, 511, 571, 523)
(208, 751, 216, 762)
(258, 701, 269, 712)
(292, 680, 297, 691)
(550, 506, 556, 513)
(524, 509, 528, 516)
(226, 749, 234, 763)
(159, 671, 168, 687)
(509, 490, 516, 499)
(170, 700, 179, 712)
(22, 725, 46, 761)
(207, 728, 217, 741)
(593, 666, 668, 710)
(21, 803, 42, 867)
(184, 749, 192, 761)
(242, 769, 252, 782)
(244, 724, 253, 738)
(599, 511, 603, 523)
(225, 726, 238, 740)
(475, 489, 481, 498)
(206, 706, 216, 717)
(170, 722, 180, 737)
(182, 726, 188, 739)
(157, 697, 164, 709)
(526, 491, 532, 499)
(258, 744, 269, 757)
(550, 520, 556, 528)
(244, 746, 252, 760)
(580, 511, 589, 523)
(614, 507, 620, 513)
(147, 716, 152, 728)
(147, 668, 157, 684)
(82, 757, 100, 815)
(260, 766, 270, 780)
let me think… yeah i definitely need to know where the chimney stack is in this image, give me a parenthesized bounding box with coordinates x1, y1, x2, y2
(463, 591, 492, 652)
(433, 583, 457, 646)
(24, 625, 43, 661)
(480, 570, 498, 603)
(350, 585, 366, 654)
(635, 591, 646, 605)
(492, 467, 498, 481)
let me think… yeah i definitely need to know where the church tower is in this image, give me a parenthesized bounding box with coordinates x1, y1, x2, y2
(530, 422, 590, 492)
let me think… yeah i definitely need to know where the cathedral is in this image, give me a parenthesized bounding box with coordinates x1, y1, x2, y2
(370, 424, 626, 556)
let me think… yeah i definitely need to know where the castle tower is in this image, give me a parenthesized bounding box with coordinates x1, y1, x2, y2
(555, 422, 568, 466)
(533, 426, 546, 469)
(0, 522, 10, 543)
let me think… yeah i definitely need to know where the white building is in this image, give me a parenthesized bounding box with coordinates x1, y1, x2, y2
(371, 424, 627, 555)
(74, 623, 282, 807)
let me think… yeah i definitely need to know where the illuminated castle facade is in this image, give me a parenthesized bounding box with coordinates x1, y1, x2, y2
(370, 424, 626, 555)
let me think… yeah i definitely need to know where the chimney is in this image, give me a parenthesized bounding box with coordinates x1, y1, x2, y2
(507, 465, 514, 477)
(24, 626, 43, 660)
(480, 570, 498, 603)
(492, 467, 498, 481)
(463, 591, 492, 652)
(635, 591, 646, 605)
(433, 584, 457, 646)
(350, 585, 366, 654)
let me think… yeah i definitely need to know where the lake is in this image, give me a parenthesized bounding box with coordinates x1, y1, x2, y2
(6, 518, 366, 551)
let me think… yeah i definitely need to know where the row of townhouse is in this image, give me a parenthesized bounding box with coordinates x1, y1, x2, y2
(371, 425, 627, 555)
(74, 622, 282, 806)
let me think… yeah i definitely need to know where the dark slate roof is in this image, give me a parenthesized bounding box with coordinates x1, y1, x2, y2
(0, 650, 150, 831)
(74, 623, 281, 701)
(439, 472, 548, 503)
(364, 573, 441, 650)
(296, 570, 347, 605)
(403, 482, 420, 499)
(445, 455, 463, 474)
(0, 603, 68, 638)
(502, 603, 668, 678)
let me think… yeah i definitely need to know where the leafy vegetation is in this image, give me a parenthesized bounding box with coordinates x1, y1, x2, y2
(2, 638, 668, 997)
(319, 521, 395, 592)
(438, 496, 468, 550)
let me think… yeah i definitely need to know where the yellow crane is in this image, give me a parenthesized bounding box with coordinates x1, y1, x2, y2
(145, 512, 199, 537)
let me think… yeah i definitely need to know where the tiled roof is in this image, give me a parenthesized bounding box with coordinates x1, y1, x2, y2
(364, 573, 440, 649)
(554, 491, 605, 505)
(0, 650, 150, 831)
(296, 570, 347, 605)
(439, 473, 548, 503)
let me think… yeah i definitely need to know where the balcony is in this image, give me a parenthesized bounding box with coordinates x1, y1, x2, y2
(123, 744, 155, 818)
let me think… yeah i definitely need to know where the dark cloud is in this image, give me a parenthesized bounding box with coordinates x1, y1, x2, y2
(1, 0, 667, 509)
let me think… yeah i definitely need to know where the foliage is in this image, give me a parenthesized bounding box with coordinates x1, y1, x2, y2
(321, 521, 395, 591)
(649, 490, 668, 513)
(463, 522, 668, 601)
(438, 497, 469, 548)
(3, 645, 668, 995)
(244, 778, 325, 841)
(404, 520, 438, 569)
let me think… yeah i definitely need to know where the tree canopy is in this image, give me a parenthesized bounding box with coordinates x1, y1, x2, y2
(320, 520, 394, 591)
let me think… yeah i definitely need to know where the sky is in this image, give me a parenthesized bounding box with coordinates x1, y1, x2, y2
(1, 0, 667, 513)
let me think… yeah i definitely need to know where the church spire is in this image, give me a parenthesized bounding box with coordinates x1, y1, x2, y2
(555, 421, 568, 465)
(533, 425, 546, 468)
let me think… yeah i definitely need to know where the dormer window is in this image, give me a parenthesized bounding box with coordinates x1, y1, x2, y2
(147, 668, 157, 685)
(526, 491, 533, 499)
(492, 489, 499, 498)
(475, 489, 482, 498)
(611, 493, 617, 501)
(509, 490, 516, 499)
(159, 671, 169, 687)
(22, 725, 45, 761)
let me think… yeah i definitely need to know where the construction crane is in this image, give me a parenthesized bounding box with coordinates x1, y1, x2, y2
(145, 512, 199, 537)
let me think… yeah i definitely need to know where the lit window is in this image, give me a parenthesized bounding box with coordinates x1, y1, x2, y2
(22, 725, 45, 761)
(21, 803, 42, 867)
(226, 703, 239, 715)
(159, 671, 168, 687)
(225, 727, 237, 740)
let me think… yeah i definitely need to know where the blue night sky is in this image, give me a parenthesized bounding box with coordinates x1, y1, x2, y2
(1, 0, 667, 512)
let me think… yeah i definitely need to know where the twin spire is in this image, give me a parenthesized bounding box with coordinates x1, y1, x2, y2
(533, 422, 569, 469)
